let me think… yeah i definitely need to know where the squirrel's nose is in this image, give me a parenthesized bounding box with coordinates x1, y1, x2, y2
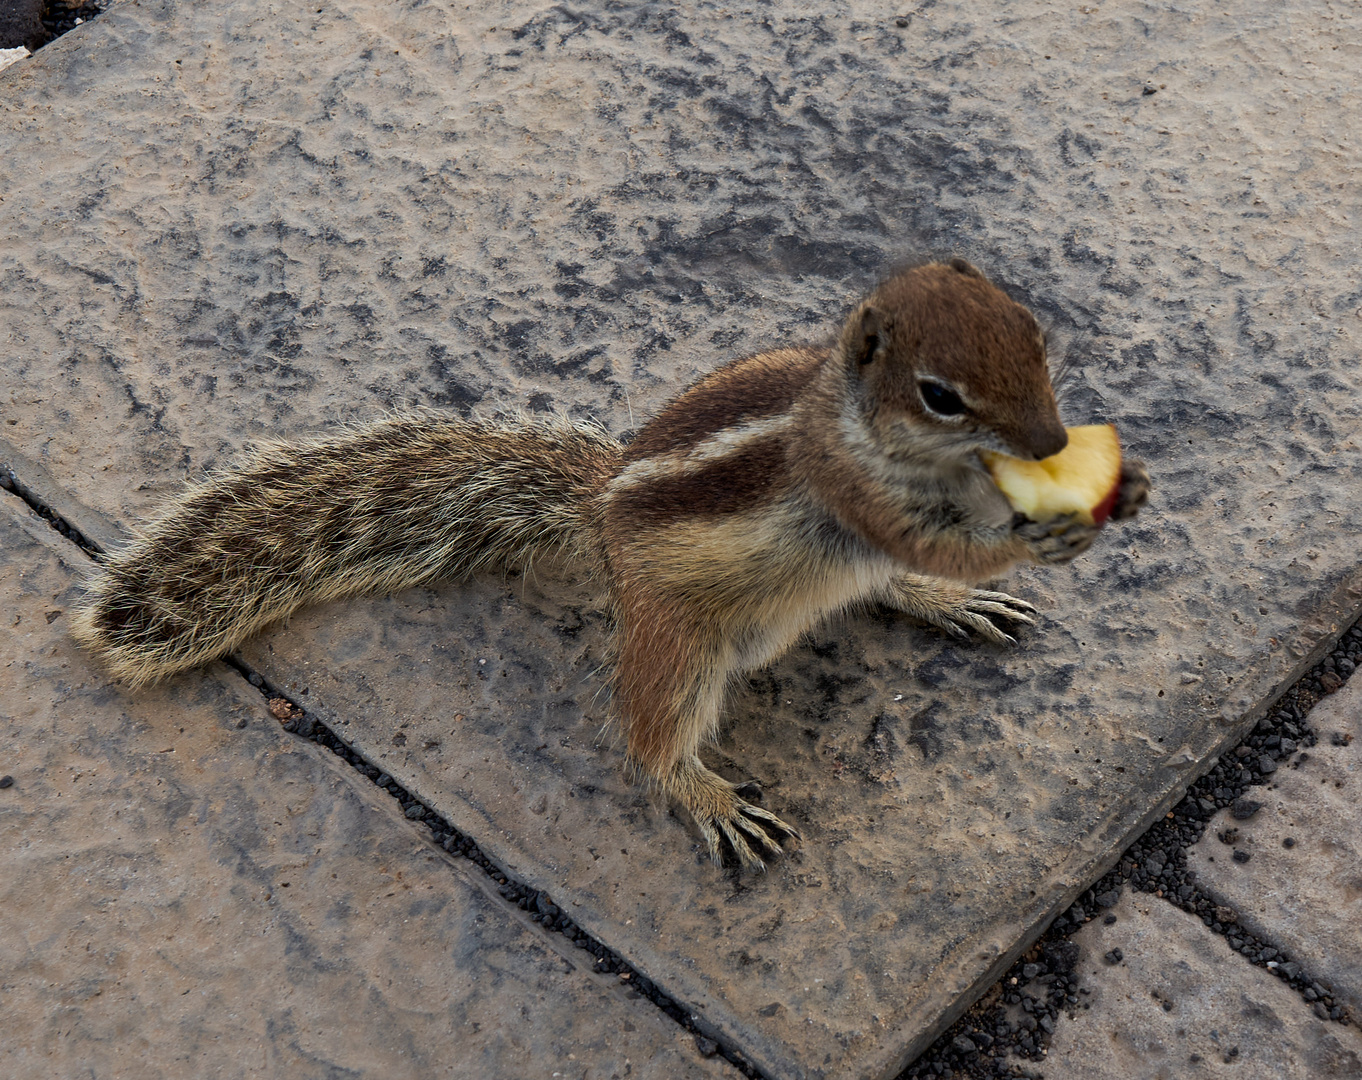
(1027, 424, 1068, 461)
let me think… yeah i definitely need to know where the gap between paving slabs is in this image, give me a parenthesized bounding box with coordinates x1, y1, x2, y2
(0, 455, 765, 1080)
(900, 619, 1361, 1079)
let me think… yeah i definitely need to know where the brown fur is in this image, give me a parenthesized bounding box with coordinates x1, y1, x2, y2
(72, 262, 1149, 869)
(624, 347, 825, 461)
(609, 435, 789, 529)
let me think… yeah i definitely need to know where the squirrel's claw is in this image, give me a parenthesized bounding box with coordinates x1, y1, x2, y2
(697, 798, 801, 871)
(951, 590, 1037, 645)
(890, 579, 1037, 646)
(671, 758, 800, 870)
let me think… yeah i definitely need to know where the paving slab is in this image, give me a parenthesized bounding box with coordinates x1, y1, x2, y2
(3, 1, 1362, 1078)
(1041, 893, 1362, 1079)
(0, 493, 737, 1080)
(1187, 677, 1362, 1014)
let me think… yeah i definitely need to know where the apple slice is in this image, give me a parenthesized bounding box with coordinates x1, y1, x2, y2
(981, 424, 1123, 526)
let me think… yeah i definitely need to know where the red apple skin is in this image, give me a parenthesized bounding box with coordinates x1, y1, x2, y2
(1091, 483, 1120, 527)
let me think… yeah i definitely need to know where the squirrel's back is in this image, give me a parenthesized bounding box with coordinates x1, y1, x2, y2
(71, 413, 622, 687)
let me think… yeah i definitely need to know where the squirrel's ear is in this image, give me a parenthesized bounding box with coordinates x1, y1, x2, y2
(857, 306, 891, 366)
(947, 257, 984, 279)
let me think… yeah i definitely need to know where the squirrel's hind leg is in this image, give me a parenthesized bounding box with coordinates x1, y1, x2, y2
(613, 599, 800, 868)
(880, 573, 1036, 646)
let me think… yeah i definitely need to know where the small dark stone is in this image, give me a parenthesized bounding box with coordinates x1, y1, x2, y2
(404, 804, 425, 819)
(694, 1036, 719, 1058)
(1095, 889, 1120, 908)
(1320, 670, 1342, 693)
(0, 775, 13, 789)
(1258, 756, 1277, 774)
(1022, 963, 1041, 980)
(895, 16, 909, 28)
(375, 773, 392, 787)
(952, 1035, 978, 1054)
(1283, 837, 1296, 848)
(1232, 849, 1251, 864)
(1103, 914, 1117, 925)
(1103, 948, 1124, 964)
(1142, 84, 1157, 95)
(1230, 798, 1263, 820)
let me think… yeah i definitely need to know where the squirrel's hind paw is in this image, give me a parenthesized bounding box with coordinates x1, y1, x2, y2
(701, 800, 802, 871)
(669, 760, 800, 870)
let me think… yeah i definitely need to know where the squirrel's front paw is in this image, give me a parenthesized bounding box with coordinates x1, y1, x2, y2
(1015, 513, 1101, 565)
(945, 589, 1038, 645)
(889, 576, 1036, 646)
(1110, 459, 1151, 521)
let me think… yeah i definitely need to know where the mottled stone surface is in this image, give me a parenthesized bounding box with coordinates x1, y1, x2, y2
(1042, 894, 1362, 1079)
(3, 1, 1362, 1077)
(0, 496, 736, 1080)
(1187, 680, 1362, 1013)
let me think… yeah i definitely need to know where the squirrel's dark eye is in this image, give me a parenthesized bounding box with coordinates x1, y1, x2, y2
(919, 381, 966, 417)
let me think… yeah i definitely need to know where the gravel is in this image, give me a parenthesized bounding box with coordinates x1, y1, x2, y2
(898, 621, 1361, 1078)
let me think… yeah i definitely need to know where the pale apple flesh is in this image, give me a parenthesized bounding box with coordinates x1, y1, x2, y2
(981, 424, 1123, 526)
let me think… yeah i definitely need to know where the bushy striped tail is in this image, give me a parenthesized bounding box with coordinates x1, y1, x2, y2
(71, 414, 622, 686)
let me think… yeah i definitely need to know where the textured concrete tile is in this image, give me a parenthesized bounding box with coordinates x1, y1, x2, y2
(1187, 681, 1362, 1013)
(1042, 894, 1362, 1079)
(0, 496, 736, 1080)
(3, 1, 1362, 1077)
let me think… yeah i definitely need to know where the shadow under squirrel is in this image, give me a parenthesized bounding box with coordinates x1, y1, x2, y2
(73, 259, 1150, 868)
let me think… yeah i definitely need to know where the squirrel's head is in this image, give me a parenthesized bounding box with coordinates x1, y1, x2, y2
(837, 259, 1066, 464)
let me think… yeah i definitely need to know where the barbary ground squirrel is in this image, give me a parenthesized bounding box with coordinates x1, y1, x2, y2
(73, 259, 1150, 868)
